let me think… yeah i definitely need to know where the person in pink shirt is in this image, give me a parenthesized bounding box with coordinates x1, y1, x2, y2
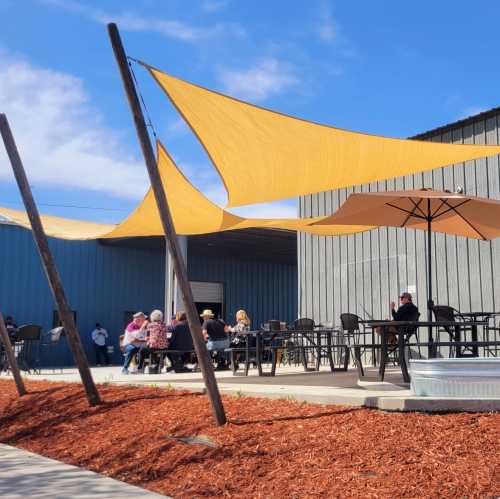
(122, 312, 148, 374)
(139, 309, 168, 374)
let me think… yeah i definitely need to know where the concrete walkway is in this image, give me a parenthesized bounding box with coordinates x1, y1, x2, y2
(14, 364, 500, 412)
(0, 444, 168, 499)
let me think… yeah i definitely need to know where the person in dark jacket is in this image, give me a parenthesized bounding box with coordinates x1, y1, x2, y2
(167, 311, 194, 372)
(390, 292, 419, 321)
(201, 309, 230, 370)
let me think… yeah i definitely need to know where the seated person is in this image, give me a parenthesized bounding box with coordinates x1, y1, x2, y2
(139, 309, 168, 373)
(377, 292, 419, 345)
(391, 292, 419, 321)
(227, 310, 251, 370)
(167, 311, 194, 372)
(201, 309, 230, 370)
(122, 311, 148, 374)
(5, 316, 18, 342)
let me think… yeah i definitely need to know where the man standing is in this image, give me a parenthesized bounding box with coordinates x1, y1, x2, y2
(91, 323, 109, 366)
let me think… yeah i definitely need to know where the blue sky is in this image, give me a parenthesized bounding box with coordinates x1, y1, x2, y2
(1, 0, 499, 224)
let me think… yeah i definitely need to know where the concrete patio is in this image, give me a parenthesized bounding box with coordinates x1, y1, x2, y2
(11, 364, 500, 412)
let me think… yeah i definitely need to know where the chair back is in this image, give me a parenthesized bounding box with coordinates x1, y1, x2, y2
(433, 305, 455, 322)
(340, 313, 360, 332)
(16, 324, 41, 341)
(293, 318, 315, 331)
(404, 311, 420, 336)
(267, 320, 281, 332)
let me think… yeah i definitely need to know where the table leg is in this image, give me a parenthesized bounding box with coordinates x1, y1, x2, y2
(427, 325, 434, 358)
(256, 334, 263, 376)
(399, 331, 410, 383)
(244, 337, 250, 376)
(326, 332, 335, 372)
(379, 327, 387, 381)
(472, 324, 479, 357)
(315, 331, 321, 371)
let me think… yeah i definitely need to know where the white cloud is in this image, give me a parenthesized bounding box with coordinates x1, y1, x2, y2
(41, 0, 245, 42)
(218, 58, 299, 101)
(202, 0, 230, 13)
(0, 51, 148, 200)
(316, 1, 338, 43)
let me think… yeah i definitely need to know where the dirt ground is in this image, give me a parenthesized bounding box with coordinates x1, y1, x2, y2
(0, 379, 498, 498)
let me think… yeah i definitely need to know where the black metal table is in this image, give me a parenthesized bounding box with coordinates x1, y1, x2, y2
(363, 320, 489, 383)
(453, 312, 500, 357)
(234, 329, 343, 377)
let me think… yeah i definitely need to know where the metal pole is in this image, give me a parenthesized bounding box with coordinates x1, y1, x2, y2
(107, 23, 226, 426)
(0, 114, 101, 406)
(427, 199, 434, 357)
(0, 313, 27, 396)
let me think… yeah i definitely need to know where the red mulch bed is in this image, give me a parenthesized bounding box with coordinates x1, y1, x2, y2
(0, 380, 498, 498)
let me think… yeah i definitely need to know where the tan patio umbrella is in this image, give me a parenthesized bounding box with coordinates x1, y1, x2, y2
(313, 188, 500, 320)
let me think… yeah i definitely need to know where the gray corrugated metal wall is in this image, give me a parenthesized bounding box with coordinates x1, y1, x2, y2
(298, 111, 500, 329)
(0, 223, 165, 366)
(188, 255, 297, 328)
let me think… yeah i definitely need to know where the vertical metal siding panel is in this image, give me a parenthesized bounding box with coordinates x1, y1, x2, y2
(474, 120, 493, 312)
(353, 185, 364, 318)
(463, 123, 481, 312)
(304, 195, 313, 319)
(311, 193, 320, 321)
(338, 189, 348, 316)
(441, 131, 460, 309)
(451, 128, 471, 311)
(368, 182, 381, 320)
(412, 172, 427, 313)
(298, 196, 304, 318)
(394, 176, 407, 294)
(325, 191, 334, 324)
(488, 117, 500, 311)
(386, 178, 398, 304)
(378, 180, 390, 318)
(361, 183, 372, 320)
(403, 174, 417, 306)
(432, 135, 449, 307)
(317, 192, 327, 323)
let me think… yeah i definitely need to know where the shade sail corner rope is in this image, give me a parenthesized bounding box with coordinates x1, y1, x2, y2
(143, 62, 500, 208)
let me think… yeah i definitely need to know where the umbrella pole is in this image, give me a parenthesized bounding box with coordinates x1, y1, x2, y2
(426, 200, 434, 357)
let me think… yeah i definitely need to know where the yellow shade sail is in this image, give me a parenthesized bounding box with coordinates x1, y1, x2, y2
(0, 207, 115, 240)
(0, 143, 372, 240)
(147, 63, 500, 208)
(103, 141, 372, 238)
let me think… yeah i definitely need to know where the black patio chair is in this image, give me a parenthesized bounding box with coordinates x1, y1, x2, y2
(293, 318, 315, 369)
(432, 305, 473, 357)
(340, 313, 371, 377)
(14, 324, 41, 373)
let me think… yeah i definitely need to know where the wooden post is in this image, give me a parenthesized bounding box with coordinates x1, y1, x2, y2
(0, 313, 27, 396)
(0, 114, 101, 407)
(107, 23, 227, 426)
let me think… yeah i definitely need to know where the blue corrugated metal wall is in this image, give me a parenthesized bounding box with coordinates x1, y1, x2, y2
(0, 224, 165, 366)
(0, 224, 298, 367)
(188, 255, 297, 329)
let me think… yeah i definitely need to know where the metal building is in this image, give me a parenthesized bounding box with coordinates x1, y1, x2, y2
(298, 108, 500, 328)
(0, 222, 297, 366)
